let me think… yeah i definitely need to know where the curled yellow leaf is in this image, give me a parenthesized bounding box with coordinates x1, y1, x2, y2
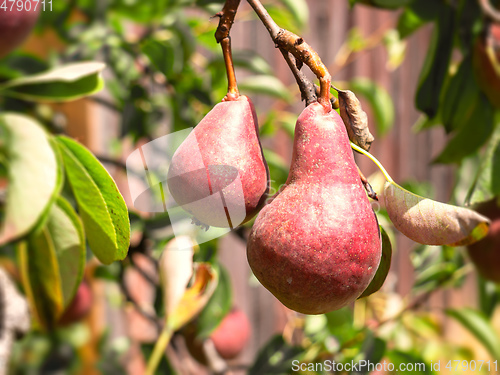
(384, 181, 490, 246)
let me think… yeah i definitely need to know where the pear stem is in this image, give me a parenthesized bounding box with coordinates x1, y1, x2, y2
(247, 0, 332, 110)
(350, 142, 394, 183)
(357, 165, 378, 201)
(215, 0, 241, 100)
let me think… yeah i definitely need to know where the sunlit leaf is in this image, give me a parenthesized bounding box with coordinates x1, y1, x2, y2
(447, 308, 500, 359)
(0, 62, 105, 102)
(55, 136, 130, 264)
(384, 181, 490, 246)
(167, 263, 218, 331)
(0, 114, 60, 245)
(359, 226, 392, 298)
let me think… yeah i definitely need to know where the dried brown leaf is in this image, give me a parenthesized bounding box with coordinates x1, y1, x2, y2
(337, 89, 375, 151)
(384, 181, 490, 246)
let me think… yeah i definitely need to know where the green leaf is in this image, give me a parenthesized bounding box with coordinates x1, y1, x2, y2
(359, 226, 392, 298)
(434, 93, 495, 164)
(196, 263, 232, 339)
(16, 197, 85, 329)
(0, 62, 105, 102)
(238, 75, 292, 102)
(384, 181, 490, 246)
(55, 136, 130, 264)
(397, 0, 443, 39)
(447, 308, 500, 359)
(441, 57, 479, 133)
(18, 236, 63, 330)
(348, 78, 394, 136)
(466, 123, 500, 206)
(415, 6, 455, 118)
(141, 39, 179, 79)
(248, 335, 302, 375)
(0, 114, 61, 245)
(48, 197, 86, 307)
(279, 0, 309, 30)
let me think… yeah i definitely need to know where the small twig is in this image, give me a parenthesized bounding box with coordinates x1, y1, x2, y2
(479, 0, 500, 23)
(279, 48, 317, 106)
(215, 0, 241, 100)
(357, 166, 378, 201)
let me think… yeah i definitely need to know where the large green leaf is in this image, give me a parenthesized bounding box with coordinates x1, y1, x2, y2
(415, 5, 455, 118)
(0, 114, 61, 245)
(16, 197, 85, 329)
(348, 78, 394, 136)
(447, 308, 500, 359)
(0, 62, 105, 102)
(55, 136, 130, 264)
(434, 93, 494, 164)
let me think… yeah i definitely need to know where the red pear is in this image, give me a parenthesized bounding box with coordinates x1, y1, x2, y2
(247, 102, 381, 314)
(183, 307, 251, 364)
(466, 199, 500, 283)
(0, 2, 40, 59)
(58, 281, 93, 326)
(167, 96, 269, 228)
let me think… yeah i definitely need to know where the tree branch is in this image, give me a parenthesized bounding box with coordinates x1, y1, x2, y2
(246, 0, 332, 109)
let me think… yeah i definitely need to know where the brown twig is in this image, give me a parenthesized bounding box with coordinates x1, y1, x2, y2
(479, 0, 500, 23)
(357, 166, 378, 201)
(215, 0, 241, 100)
(247, 0, 332, 110)
(279, 48, 317, 106)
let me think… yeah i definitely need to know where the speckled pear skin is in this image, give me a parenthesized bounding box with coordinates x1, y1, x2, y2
(247, 102, 381, 315)
(167, 96, 269, 228)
